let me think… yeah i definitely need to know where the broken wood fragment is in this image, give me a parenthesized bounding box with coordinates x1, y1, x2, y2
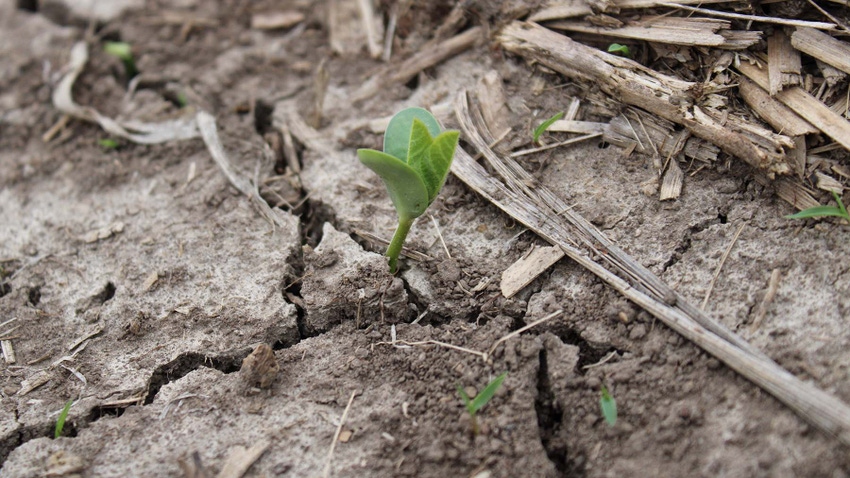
(604, 113, 719, 164)
(547, 16, 759, 49)
(660, 160, 684, 200)
(737, 61, 850, 153)
(501, 246, 565, 298)
(351, 27, 481, 103)
(767, 30, 801, 95)
(791, 27, 850, 76)
(250, 11, 304, 30)
(498, 22, 790, 176)
(529, 0, 730, 22)
(737, 77, 818, 137)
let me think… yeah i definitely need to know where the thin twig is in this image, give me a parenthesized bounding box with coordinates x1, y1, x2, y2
(805, 0, 850, 32)
(583, 350, 619, 369)
(486, 310, 562, 358)
(660, 3, 837, 29)
(701, 224, 745, 310)
(322, 390, 358, 478)
(749, 268, 783, 333)
(510, 133, 602, 158)
(473, 127, 512, 161)
(429, 214, 451, 260)
(375, 339, 487, 359)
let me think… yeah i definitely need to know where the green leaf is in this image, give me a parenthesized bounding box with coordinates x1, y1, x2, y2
(457, 384, 474, 414)
(384, 107, 442, 162)
(55, 400, 73, 439)
(607, 43, 631, 58)
(600, 386, 617, 426)
(785, 206, 847, 220)
(357, 148, 429, 220)
(104, 42, 133, 61)
(425, 130, 459, 202)
(98, 138, 119, 149)
(406, 120, 459, 203)
(469, 372, 507, 414)
(533, 112, 565, 144)
(786, 192, 850, 221)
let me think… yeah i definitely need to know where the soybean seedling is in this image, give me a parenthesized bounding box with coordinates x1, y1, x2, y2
(607, 43, 632, 58)
(103, 41, 138, 78)
(357, 108, 459, 273)
(600, 385, 617, 426)
(785, 191, 850, 224)
(54, 399, 73, 438)
(533, 111, 564, 144)
(98, 138, 119, 150)
(457, 372, 507, 436)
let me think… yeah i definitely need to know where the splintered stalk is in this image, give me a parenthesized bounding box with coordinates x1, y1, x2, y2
(357, 108, 459, 273)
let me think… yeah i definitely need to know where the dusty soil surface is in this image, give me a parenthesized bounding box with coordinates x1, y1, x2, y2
(2, 1, 850, 477)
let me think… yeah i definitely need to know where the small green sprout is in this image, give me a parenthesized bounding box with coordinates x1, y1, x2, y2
(785, 191, 850, 223)
(607, 43, 632, 58)
(103, 41, 138, 78)
(457, 372, 507, 436)
(357, 108, 459, 273)
(98, 138, 119, 150)
(54, 399, 73, 438)
(600, 385, 617, 426)
(533, 111, 564, 144)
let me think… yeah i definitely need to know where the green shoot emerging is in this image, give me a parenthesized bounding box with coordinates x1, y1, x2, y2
(457, 372, 507, 436)
(600, 385, 617, 426)
(785, 191, 850, 223)
(532, 111, 564, 144)
(103, 41, 138, 78)
(98, 138, 119, 150)
(607, 43, 632, 58)
(357, 108, 459, 273)
(55, 400, 73, 438)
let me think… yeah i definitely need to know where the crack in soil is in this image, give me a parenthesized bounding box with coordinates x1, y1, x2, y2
(534, 347, 574, 477)
(142, 349, 252, 405)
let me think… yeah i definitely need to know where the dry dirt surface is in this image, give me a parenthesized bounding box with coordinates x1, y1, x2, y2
(2, 0, 850, 477)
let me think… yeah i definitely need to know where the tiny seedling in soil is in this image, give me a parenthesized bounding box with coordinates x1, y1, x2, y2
(54, 399, 73, 438)
(98, 138, 119, 150)
(785, 191, 850, 224)
(600, 385, 617, 426)
(533, 111, 564, 144)
(103, 41, 138, 78)
(357, 107, 459, 273)
(457, 372, 507, 436)
(607, 43, 632, 58)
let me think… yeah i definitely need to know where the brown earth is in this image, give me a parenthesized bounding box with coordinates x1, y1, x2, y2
(2, 1, 850, 477)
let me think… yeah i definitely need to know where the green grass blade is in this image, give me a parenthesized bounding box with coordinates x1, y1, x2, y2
(470, 372, 507, 414)
(55, 400, 73, 438)
(600, 386, 617, 426)
(384, 107, 441, 162)
(457, 384, 474, 414)
(533, 112, 564, 144)
(785, 206, 847, 220)
(833, 192, 849, 219)
(357, 148, 429, 220)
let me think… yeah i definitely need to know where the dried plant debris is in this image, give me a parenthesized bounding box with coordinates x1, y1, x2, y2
(508, 0, 850, 209)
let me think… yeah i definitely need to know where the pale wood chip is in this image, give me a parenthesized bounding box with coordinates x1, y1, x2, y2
(500, 245, 566, 298)
(738, 61, 850, 153)
(659, 160, 684, 201)
(250, 11, 304, 30)
(767, 30, 801, 95)
(216, 441, 270, 478)
(791, 27, 850, 76)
